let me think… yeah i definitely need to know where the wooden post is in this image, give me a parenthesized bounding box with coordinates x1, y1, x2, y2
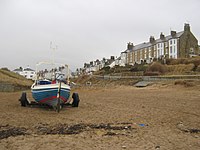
(57, 81, 61, 113)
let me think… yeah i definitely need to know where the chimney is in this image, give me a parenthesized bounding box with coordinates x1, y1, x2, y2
(149, 36, 155, 43)
(90, 61, 93, 66)
(110, 56, 115, 60)
(171, 31, 176, 37)
(184, 23, 190, 32)
(160, 32, 165, 40)
(127, 42, 134, 50)
(84, 63, 87, 68)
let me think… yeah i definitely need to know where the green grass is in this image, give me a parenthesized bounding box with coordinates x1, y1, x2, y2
(0, 69, 33, 87)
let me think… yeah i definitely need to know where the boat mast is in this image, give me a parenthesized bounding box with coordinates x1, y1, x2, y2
(50, 42, 58, 80)
(65, 64, 70, 84)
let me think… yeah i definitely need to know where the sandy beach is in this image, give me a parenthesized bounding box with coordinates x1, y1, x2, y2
(0, 82, 200, 150)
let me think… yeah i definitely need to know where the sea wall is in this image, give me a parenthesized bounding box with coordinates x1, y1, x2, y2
(0, 82, 30, 92)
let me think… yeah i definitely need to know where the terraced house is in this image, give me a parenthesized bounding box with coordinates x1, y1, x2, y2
(126, 24, 199, 65)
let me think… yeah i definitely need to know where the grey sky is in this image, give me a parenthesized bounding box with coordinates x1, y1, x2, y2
(0, 0, 200, 71)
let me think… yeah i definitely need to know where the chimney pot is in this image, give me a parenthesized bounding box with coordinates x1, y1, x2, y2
(127, 42, 134, 50)
(171, 31, 176, 37)
(160, 32, 165, 39)
(150, 36, 155, 43)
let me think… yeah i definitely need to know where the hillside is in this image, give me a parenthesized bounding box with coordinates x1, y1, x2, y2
(0, 68, 33, 92)
(72, 57, 200, 87)
(71, 75, 140, 87)
(93, 57, 200, 76)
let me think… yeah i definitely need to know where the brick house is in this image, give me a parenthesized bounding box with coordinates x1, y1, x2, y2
(126, 24, 199, 65)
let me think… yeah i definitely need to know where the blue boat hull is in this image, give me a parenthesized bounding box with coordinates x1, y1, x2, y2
(31, 83, 70, 107)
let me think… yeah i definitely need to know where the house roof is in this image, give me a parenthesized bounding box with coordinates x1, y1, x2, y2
(13, 68, 23, 72)
(24, 68, 35, 71)
(156, 31, 184, 43)
(13, 66, 35, 72)
(128, 31, 184, 52)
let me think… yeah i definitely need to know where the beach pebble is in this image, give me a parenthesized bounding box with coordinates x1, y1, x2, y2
(122, 145, 126, 149)
(155, 145, 160, 149)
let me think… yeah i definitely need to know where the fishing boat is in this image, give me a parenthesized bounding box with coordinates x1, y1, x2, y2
(19, 62, 79, 112)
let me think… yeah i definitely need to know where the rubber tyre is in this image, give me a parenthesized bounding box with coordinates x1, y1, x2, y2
(20, 92, 28, 107)
(72, 93, 80, 107)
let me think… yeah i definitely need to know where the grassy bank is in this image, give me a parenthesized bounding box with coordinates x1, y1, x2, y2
(0, 69, 33, 92)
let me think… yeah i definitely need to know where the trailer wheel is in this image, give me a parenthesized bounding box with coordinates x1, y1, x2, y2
(72, 93, 80, 107)
(20, 92, 28, 107)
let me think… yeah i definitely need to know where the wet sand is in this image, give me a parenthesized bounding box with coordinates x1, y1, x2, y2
(0, 83, 200, 150)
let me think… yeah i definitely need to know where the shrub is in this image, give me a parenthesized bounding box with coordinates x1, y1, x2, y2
(167, 64, 194, 74)
(1, 67, 10, 71)
(183, 59, 189, 64)
(101, 66, 111, 74)
(144, 71, 160, 76)
(165, 58, 173, 65)
(188, 58, 200, 71)
(196, 65, 200, 72)
(146, 62, 167, 74)
(167, 58, 187, 65)
(167, 57, 200, 64)
(130, 64, 148, 72)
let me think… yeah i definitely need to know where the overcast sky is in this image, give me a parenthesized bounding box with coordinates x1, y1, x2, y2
(0, 0, 200, 71)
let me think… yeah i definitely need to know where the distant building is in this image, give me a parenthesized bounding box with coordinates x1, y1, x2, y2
(82, 56, 115, 74)
(125, 23, 199, 65)
(80, 24, 199, 73)
(13, 67, 23, 75)
(13, 66, 36, 80)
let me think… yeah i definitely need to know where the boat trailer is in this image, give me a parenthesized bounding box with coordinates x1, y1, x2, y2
(19, 92, 80, 113)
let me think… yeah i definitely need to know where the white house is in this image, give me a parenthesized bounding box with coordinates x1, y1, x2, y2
(13, 66, 36, 80)
(109, 52, 127, 68)
(13, 67, 23, 75)
(120, 51, 127, 66)
(109, 60, 116, 68)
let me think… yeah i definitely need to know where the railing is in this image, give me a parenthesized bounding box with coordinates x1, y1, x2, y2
(143, 75, 200, 81)
(92, 75, 142, 80)
(92, 74, 200, 81)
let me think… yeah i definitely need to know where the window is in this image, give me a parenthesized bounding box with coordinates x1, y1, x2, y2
(130, 53, 133, 62)
(174, 40, 176, 44)
(174, 46, 176, 53)
(170, 46, 172, 54)
(135, 53, 137, 61)
(157, 43, 160, 48)
(170, 40, 172, 45)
